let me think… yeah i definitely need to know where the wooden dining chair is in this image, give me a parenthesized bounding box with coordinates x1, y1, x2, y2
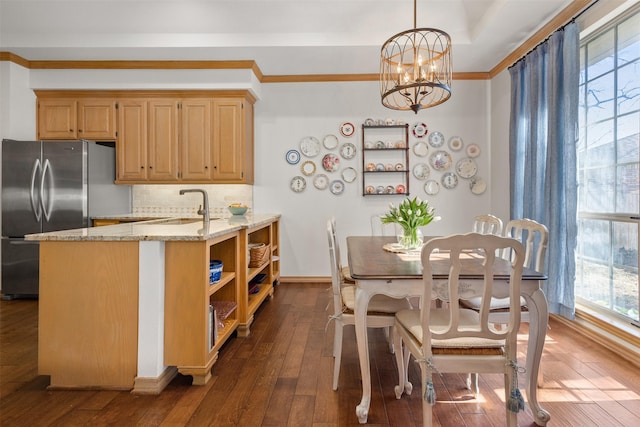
(329, 217, 354, 284)
(463, 218, 548, 323)
(462, 218, 548, 391)
(392, 233, 527, 427)
(472, 214, 504, 236)
(370, 214, 401, 236)
(326, 219, 411, 390)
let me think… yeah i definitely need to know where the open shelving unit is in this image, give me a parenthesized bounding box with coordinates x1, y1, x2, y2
(237, 218, 280, 337)
(164, 231, 240, 385)
(361, 124, 410, 196)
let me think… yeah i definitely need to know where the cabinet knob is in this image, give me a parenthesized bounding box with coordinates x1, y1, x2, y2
(78, 129, 83, 132)
(149, 166, 153, 169)
(69, 129, 73, 132)
(205, 166, 208, 169)
(140, 166, 144, 169)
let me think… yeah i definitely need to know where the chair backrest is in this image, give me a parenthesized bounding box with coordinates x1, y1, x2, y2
(326, 218, 344, 310)
(472, 214, 504, 236)
(370, 214, 401, 236)
(503, 218, 548, 272)
(420, 233, 526, 345)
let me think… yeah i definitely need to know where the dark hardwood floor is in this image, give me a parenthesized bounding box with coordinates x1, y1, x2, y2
(1, 282, 639, 426)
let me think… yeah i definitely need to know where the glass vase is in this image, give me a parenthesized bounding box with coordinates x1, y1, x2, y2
(397, 228, 424, 250)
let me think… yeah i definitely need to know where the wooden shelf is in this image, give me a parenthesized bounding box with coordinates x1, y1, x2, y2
(362, 124, 410, 196)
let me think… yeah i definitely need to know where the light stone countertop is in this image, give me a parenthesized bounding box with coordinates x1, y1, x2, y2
(25, 214, 281, 242)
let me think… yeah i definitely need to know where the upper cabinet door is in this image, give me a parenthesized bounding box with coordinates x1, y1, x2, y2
(37, 99, 78, 140)
(180, 100, 212, 181)
(212, 98, 249, 183)
(78, 99, 117, 140)
(148, 99, 180, 182)
(116, 99, 148, 181)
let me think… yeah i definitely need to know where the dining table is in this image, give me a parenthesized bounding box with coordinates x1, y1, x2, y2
(346, 235, 551, 426)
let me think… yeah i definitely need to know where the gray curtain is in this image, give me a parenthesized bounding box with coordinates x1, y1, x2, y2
(508, 21, 579, 319)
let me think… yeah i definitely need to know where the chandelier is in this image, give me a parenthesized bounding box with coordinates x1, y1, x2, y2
(380, 0, 452, 114)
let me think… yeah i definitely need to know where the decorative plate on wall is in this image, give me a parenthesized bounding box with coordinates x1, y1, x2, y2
(323, 134, 339, 150)
(428, 131, 445, 148)
(330, 180, 345, 195)
(413, 163, 430, 180)
(441, 172, 459, 189)
(290, 176, 307, 192)
(413, 141, 429, 157)
(412, 122, 428, 138)
(470, 177, 487, 195)
(341, 167, 357, 183)
(301, 160, 316, 176)
(455, 158, 477, 179)
(424, 180, 440, 195)
(322, 153, 340, 172)
(448, 136, 464, 151)
(286, 149, 301, 165)
(429, 150, 452, 171)
(466, 143, 481, 158)
(340, 142, 357, 159)
(313, 174, 329, 190)
(339, 122, 355, 137)
(300, 136, 321, 157)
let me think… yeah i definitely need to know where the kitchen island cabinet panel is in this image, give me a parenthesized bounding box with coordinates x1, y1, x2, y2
(38, 241, 139, 390)
(28, 214, 280, 392)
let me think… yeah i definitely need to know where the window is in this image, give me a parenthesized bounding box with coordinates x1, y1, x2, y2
(576, 7, 639, 327)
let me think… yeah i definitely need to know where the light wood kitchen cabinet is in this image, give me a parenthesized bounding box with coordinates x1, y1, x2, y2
(35, 90, 255, 184)
(164, 231, 241, 385)
(116, 99, 148, 181)
(212, 97, 253, 183)
(37, 98, 117, 140)
(148, 99, 180, 181)
(181, 100, 213, 181)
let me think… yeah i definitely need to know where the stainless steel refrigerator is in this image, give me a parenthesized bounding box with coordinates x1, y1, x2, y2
(1, 139, 131, 299)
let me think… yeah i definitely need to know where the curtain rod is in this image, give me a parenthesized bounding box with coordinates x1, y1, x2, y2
(508, 0, 600, 69)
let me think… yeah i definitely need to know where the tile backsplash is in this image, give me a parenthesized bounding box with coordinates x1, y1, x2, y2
(132, 184, 253, 218)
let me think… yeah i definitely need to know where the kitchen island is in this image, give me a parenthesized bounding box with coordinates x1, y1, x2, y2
(26, 214, 280, 393)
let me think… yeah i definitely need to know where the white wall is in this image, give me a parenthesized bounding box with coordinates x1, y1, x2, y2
(489, 69, 512, 223)
(254, 80, 498, 277)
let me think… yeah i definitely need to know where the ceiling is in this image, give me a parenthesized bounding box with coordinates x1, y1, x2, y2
(0, 0, 578, 75)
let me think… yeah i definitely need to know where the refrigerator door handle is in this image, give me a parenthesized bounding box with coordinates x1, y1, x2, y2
(40, 158, 54, 222)
(29, 158, 42, 222)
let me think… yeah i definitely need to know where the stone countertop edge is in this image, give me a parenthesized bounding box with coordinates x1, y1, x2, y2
(25, 214, 281, 242)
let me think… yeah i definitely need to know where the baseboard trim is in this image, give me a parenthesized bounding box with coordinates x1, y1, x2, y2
(551, 314, 640, 368)
(132, 366, 178, 395)
(279, 276, 330, 285)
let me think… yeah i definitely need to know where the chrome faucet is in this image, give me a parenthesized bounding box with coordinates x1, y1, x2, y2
(179, 189, 210, 225)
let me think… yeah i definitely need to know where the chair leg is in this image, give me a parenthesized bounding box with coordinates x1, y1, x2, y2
(332, 322, 343, 391)
(393, 330, 413, 399)
(384, 326, 395, 354)
(403, 342, 413, 395)
(393, 327, 405, 399)
(466, 373, 479, 396)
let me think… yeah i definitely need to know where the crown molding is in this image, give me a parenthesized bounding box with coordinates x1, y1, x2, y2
(489, 0, 596, 77)
(0, 53, 491, 82)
